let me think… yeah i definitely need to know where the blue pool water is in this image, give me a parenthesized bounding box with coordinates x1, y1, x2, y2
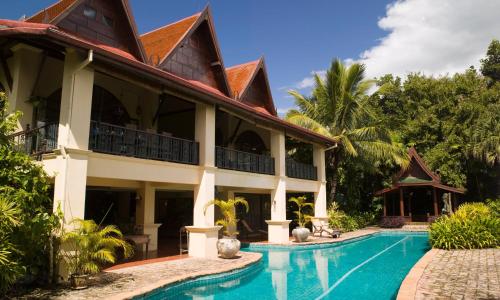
(137, 232, 429, 300)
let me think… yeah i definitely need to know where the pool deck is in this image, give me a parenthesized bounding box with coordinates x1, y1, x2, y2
(398, 248, 500, 300)
(17, 227, 424, 300)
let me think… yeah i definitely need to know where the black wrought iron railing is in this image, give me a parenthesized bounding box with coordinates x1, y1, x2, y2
(89, 121, 199, 165)
(215, 146, 275, 175)
(286, 158, 317, 180)
(9, 123, 58, 157)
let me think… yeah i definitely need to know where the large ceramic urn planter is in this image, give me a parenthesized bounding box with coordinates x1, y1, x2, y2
(70, 274, 89, 289)
(292, 226, 310, 242)
(217, 236, 241, 258)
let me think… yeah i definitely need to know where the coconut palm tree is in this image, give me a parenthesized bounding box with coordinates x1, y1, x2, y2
(286, 59, 409, 201)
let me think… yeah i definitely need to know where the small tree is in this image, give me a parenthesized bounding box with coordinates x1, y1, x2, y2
(0, 197, 23, 294)
(480, 39, 500, 82)
(204, 198, 249, 237)
(289, 196, 314, 227)
(61, 219, 133, 276)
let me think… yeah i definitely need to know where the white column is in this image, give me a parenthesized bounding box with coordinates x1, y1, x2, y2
(266, 131, 291, 243)
(186, 103, 220, 258)
(52, 48, 94, 224)
(136, 182, 161, 251)
(7, 44, 43, 131)
(313, 144, 327, 218)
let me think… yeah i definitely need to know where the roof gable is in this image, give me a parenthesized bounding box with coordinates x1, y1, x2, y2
(27, 0, 146, 62)
(140, 7, 232, 97)
(396, 147, 441, 183)
(226, 58, 277, 116)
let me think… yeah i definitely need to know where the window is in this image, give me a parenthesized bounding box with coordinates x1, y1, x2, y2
(102, 15, 114, 28)
(83, 6, 96, 19)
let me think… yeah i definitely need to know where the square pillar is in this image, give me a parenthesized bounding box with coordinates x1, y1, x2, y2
(8, 44, 44, 131)
(433, 188, 439, 216)
(52, 48, 94, 225)
(267, 131, 291, 243)
(313, 144, 327, 218)
(399, 188, 405, 217)
(57, 49, 94, 150)
(187, 103, 219, 258)
(136, 182, 161, 251)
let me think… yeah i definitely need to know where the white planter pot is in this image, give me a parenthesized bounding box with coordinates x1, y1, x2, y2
(217, 237, 241, 258)
(292, 227, 310, 242)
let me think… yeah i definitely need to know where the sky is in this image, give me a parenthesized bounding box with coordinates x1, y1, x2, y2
(3, 0, 500, 115)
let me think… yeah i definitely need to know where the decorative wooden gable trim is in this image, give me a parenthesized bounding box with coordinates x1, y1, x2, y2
(141, 6, 232, 97)
(395, 147, 441, 183)
(226, 57, 277, 116)
(27, 0, 146, 62)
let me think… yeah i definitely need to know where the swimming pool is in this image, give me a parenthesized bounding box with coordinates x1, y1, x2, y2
(137, 232, 429, 300)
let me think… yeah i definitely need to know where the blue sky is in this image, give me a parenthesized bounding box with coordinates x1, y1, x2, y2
(3, 1, 500, 114)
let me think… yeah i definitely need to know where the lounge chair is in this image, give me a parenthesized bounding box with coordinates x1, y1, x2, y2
(312, 218, 341, 238)
(240, 220, 267, 238)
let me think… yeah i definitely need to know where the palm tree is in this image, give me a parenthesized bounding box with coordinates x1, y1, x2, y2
(61, 219, 133, 275)
(286, 59, 408, 201)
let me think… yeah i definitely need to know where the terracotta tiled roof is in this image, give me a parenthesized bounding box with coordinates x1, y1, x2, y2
(26, 0, 79, 23)
(226, 60, 260, 98)
(140, 13, 200, 66)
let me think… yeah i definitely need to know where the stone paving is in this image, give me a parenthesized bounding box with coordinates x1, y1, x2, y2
(17, 251, 261, 300)
(415, 248, 500, 300)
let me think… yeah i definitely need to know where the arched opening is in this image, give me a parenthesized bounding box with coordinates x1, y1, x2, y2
(234, 130, 267, 155)
(35, 85, 130, 127)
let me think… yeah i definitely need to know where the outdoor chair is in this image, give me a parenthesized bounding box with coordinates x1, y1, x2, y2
(312, 218, 341, 238)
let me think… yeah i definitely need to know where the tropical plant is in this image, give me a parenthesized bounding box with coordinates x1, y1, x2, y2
(0, 92, 60, 288)
(286, 59, 409, 202)
(430, 202, 499, 249)
(289, 196, 314, 227)
(204, 197, 249, 237)
(0, 197, 23, 294)
(61, 219, 133, 275)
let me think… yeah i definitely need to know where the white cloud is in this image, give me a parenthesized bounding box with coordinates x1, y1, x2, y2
(295, 70, 326, 90)
(359, 0, 500, 79)
(276, 107, 293, 116)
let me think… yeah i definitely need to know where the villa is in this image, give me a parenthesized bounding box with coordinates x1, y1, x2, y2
(0, 0, 334, 259)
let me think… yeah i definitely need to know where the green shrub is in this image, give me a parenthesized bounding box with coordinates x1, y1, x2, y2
(430, 202, 499, 250)
(327, 202, 376, 232)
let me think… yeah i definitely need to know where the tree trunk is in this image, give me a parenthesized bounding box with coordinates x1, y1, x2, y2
(328, 150, 340, 203)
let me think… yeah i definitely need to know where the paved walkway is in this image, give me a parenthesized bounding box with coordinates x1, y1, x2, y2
(19, 252, 261, 300)
(415, 248, 500, 300)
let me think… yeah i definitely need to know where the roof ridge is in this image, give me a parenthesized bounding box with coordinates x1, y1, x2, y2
(226, 59, 261, 70)
(140, 12, 201, 37)
(26, 0, 78, 23)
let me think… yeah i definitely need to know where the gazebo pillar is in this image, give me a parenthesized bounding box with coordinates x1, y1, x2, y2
(433, 187, 439, 216)
(383, 194, 387, 217)
(399, 188, 404, 216)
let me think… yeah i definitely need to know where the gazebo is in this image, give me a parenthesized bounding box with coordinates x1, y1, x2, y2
(375, 148, 465, 223)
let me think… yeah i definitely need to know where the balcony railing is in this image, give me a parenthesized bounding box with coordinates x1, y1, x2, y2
(215, 146, 275, 175)
(9, 123, 58, 157)
(286, 158, 317, 180)
(89, 121, 199, 165)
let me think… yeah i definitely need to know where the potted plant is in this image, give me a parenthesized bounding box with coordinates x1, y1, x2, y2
(204, 197, 249, 258)
(60, 219, 133, 289)
(289, 196, 314, 242)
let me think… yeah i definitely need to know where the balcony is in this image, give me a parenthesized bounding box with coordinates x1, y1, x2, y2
(9, 123, 58, 158)
(215, 146, 275, 175)
(89, 121, 199, 165)
(286, 158, 317, 181)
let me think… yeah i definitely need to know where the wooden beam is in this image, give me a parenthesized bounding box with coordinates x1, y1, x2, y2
(399, 188, 404, 217)
(433, 187, 439, 216)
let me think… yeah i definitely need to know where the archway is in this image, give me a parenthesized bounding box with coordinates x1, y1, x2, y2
(234, 130, 267, 154)
(35, 85, 130, 126)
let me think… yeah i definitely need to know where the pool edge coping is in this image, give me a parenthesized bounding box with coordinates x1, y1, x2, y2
(108, 252, 263, 300)
(397, 248, 438, 300)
